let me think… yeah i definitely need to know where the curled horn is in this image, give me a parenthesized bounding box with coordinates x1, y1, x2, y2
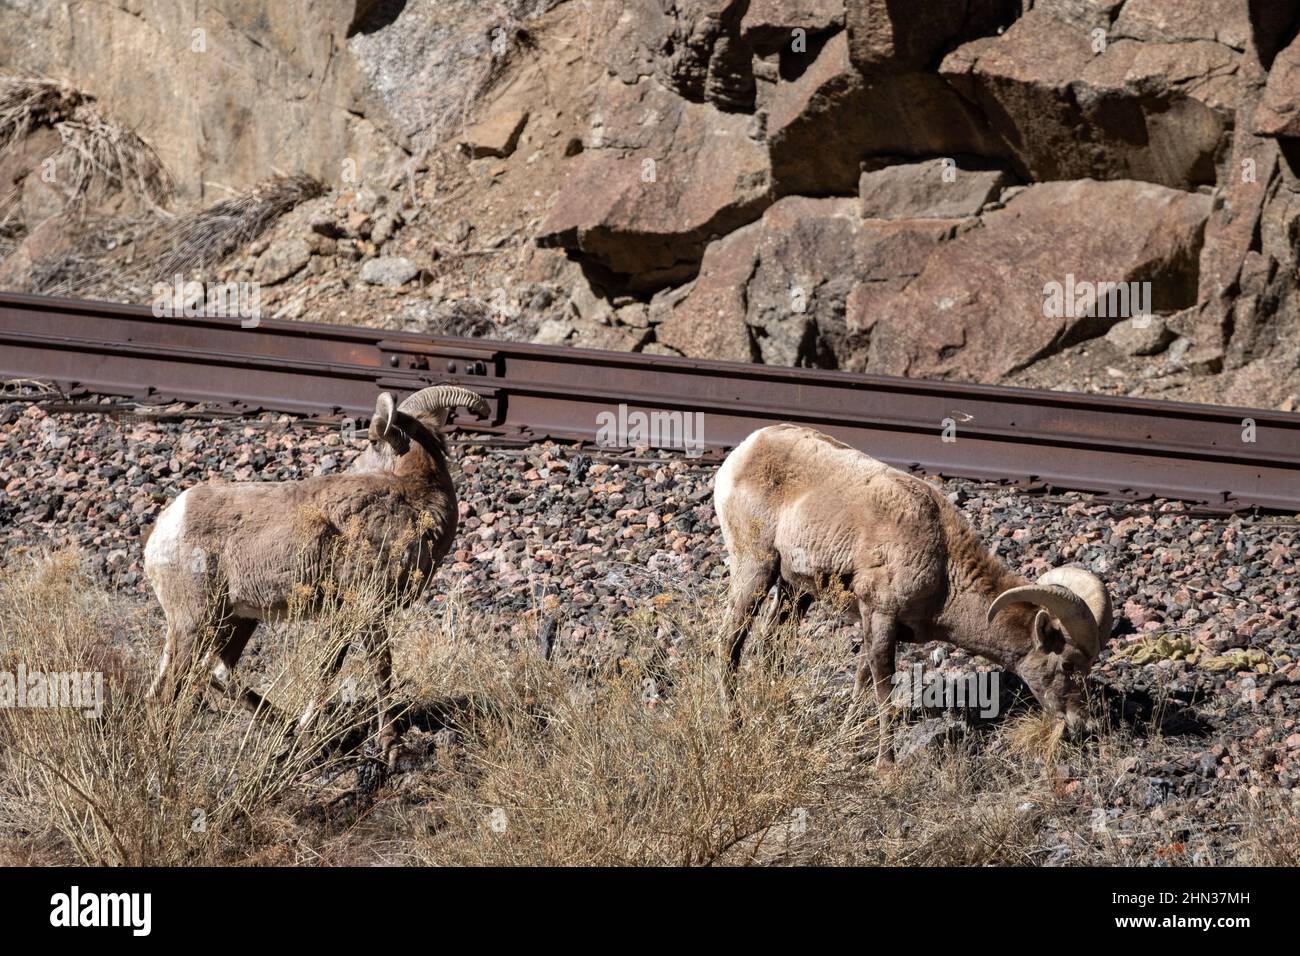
(987, 574, 1103, 658)
(398, 385, 490, 420)
(368, 391, 409, 455)
(1037, 565, 1112, 645)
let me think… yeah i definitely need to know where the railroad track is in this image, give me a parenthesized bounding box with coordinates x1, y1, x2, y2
(2, 291, 1298, 513)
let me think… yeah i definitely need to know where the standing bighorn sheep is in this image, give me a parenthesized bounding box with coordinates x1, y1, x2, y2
(714, 424, 1112, 764)
(143, 385, 489, 768)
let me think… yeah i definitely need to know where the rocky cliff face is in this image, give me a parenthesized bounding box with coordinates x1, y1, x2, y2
(539, 0, 1299, 401)
(1, 0, 1298, 407)
(0, 0, 408, 202)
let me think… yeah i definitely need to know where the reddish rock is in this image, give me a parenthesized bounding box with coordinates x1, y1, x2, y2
(859, 158, 1012, 219)
(766, 31, 1002, 195)
(845, 0, 1018, 72)
(1191, 30, 1278, 357)
(652, 223, 759, 363)
(940, 7, 1239, 188)
(867, 179, 1212, 381)
(1115, 0, 1249, 48)
(609, 0, 756, 111)
(459, 109, 529, 159)
(742, 0, 844, 53)
(1254, 34, 1300, 136)
(537, 79, 771, 290)
(656, 196, 950, 367)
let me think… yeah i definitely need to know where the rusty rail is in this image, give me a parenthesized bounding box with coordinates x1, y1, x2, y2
(2, 291, 1298, 513)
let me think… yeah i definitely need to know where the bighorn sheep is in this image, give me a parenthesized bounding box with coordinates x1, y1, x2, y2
(713, 424, 1112, 764)
(143, 385, 489, 768)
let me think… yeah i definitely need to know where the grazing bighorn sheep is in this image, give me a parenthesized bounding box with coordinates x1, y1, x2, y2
(714, 424, 1112, 764)
(143, 385, 489, 768)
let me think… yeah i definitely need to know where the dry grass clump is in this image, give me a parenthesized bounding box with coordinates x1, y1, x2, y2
(1232, 793, 1300, 865)
(23, 213, 157, 297)
(148, 173, 324, 281)
(0, 77, 173, 215)
(55, 104, 173, 214)
(404, 601, 862, 866)
(0, 548, 379, 866)
(0, 78, 82, 150)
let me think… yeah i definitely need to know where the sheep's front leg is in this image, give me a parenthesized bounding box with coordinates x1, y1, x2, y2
(719, 555, 779, 709)
(855, 606, 898, 768)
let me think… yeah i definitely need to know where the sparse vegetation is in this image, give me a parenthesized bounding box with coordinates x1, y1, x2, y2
(0, 78, 82, 151)
(148, 174, 324, 282)
(1, 546, 1290, 867)
(54, 104, 174, 215)
(0, 549, 379, 865)
(0, 77, 173, 216)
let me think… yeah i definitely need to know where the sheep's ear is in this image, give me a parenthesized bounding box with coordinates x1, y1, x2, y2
(1031, 610, 1064, 652)
(368, 392, 411, 456)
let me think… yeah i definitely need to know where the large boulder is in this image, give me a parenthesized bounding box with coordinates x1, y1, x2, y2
(742, 0, 845, 53)
(1113, 0, 1250, 47)
(846, 0, 1019, 72)
(1031, 0, 1125, 32)
(1254, 33, 1300, 136)
(766, 31, 1004, 195)
(1192, 24, 1280, 358)
(940, 5, 1241, 189)
(655, 196, 953, 367)
(609, 0, 756, 111)
(859, 157, 1012, 219)
(651, 219, 764, 363)
(867, 180, 1213, 380)
(0, 0, 406, 198)
(536, 79, 772, 291)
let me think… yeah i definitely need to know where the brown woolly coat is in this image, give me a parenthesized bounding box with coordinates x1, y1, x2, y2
(714, 423, 1038, 665)
(144, 412, 456, 625)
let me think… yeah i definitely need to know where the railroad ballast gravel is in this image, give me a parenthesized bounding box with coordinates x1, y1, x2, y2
(2, 399, 1299, 859)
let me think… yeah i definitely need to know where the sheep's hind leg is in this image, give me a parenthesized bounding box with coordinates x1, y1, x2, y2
(765, 581, 812, 679)
(209, 616, 286, 721)
(148, 615, 213, 708)
(719, 554, 780, 709)
(366, 628, 400, 772)
(146, 620, 186, 704)
(854, 604, 899, 768)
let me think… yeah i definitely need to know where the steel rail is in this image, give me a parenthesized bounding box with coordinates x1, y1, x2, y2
(2, 291, 1298, 513)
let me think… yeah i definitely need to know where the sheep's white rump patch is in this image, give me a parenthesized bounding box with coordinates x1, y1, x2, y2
(713, 428, 762, 511)
(144, 488, 191, 570)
